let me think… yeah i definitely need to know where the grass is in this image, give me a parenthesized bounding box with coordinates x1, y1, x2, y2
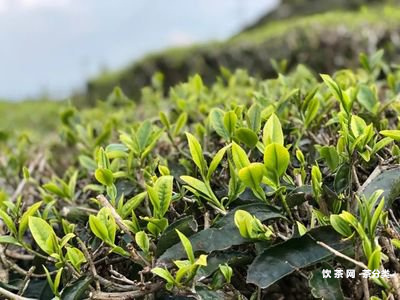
(0, 100, 65, 137)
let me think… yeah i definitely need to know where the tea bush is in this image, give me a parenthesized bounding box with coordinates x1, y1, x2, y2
(2, 51, 400, 299)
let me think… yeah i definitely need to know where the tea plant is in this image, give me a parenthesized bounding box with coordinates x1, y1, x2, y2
(1, 50, 400, 299)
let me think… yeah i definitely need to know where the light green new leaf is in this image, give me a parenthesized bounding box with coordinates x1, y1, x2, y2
(152, 267, 175, 285)
(238, 163, 265, 190)
(370, 197, 385, 235)
(380, 130, 400, 141)
(321, 74, 345, 109)
(156, 175, 174, 217)
(0, 235, 21, 246)
(180, 176, 211, 198)
(368, 248, 381, 271)
(330, 215, 352, 237)
(66, 247, 86, 270)
(235, 128, 258, 148)
(173, 112, 188, 136)
(357, 84, 379, 114)
(59, 233, 75, 248)
(29, 216, 57, 255)
(185, 132, 206, 175)
(195, 254, 208, 266)
(234, 210, 253, 239)
(135, 231, 150, 253)
(97, 208, 116, 244)
(120, 191, 147, 219)
(43, 183, 65, 198)
(263, 143, 290, 185)
(319, 146, 339, 171)
(296, 221, 307, 236)
(207, 145, 229, 179)
(247, 103, 262, 132)
(263, 113, 283, 146)
(95, 168, 114, 186)
(159, 111, 170, 129)
(219, 264, 233, 283)
(19, 201, 43, 240)
(136, 120, 152, 152)
(232, 142, 250, 170)
(89, 215, 111, 244)
(350, 115, 367, 138)
(176, 229, 195, 263)
(223, 111, 237, 138)
(304, 97, 319, 128)
(0, 209, 17, 236)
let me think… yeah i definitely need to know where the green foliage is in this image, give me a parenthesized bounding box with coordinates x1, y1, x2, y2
(3, 49, 400, 299)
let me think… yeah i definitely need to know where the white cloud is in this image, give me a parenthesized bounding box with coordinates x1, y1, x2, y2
(166, 30, 195, 46)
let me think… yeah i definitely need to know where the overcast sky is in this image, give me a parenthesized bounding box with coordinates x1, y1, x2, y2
(0, 0, 277, 100)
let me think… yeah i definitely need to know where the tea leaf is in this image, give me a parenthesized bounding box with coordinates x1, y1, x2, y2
(263, 113, 284, 146)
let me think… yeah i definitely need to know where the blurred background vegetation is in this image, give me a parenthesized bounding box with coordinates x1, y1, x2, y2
(1, 0, 400, 136)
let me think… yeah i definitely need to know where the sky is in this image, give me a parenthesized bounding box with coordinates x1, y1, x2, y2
(0, 0, 277, 100)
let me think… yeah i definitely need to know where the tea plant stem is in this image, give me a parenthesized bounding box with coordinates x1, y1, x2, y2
(0, 245, 54, 278)
(77, 236, 101, 291)
(96, 195, 134, 240)
(89, 282, 163, 300)
(316, 241, 368, 269)
(351, 165, 361, 189)
(4, 250, 34, 260)
(18, 266, 35, 296)
(278, 192, 293, 221)
(0, 287, 36, 300)
(361, 277, 370, 300)
(391, 274, 400, 300)
(166, 131, 191, 160)
(96, 194, 150, 266)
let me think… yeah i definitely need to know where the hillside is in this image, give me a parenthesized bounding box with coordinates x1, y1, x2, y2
(86, 5, 400, 104)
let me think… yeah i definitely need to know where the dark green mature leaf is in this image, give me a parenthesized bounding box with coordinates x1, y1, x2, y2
(61, 276, 92, 300)
(159, 203, 284, 262)
(195, 251, 252, 280)
(247, 226, 350, 288)
(334, 164, 350, 193)
(358, 166, 400, 208)
(309, 264, 344, 300)
(286, 185, 312, 207)
(156, 216, 198, 256)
